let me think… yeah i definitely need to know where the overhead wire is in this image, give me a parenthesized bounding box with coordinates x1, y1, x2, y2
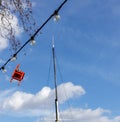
(56, 56, 76, 122)
(0, 0, 68, 72)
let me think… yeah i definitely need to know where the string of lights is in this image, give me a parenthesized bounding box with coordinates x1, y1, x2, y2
(0, 0, 68, 73)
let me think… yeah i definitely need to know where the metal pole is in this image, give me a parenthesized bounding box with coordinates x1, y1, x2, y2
(52, 42, 59, 122)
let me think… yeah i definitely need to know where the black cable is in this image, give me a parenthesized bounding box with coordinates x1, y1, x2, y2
(0, 0, 68, 71)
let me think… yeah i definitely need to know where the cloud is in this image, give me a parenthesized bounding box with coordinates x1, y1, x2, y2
(0, 12, 22, 51)
(1, 84, 120, 122)
(0, 38, 9, 51)
(36, 108, 120, 122)
(0, 89, 16, 100)
(57, 82, 85, 103)
(0, 82, 85, 116)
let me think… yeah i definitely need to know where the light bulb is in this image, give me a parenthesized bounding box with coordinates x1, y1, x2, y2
(54, 14, 60, 21)
(11, 54, 17, 61)
(1, 67, 7, 73)
(30, 38, 36, 45)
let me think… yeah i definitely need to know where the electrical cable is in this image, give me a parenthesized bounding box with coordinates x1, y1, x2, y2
(56, 56, 76, 122)
(0, 0, 68, 72)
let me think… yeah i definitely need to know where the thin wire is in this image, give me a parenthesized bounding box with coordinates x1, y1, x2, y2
(46, 53, 52, 87)
(0, 0, 68, 71)
(56, 56, 76, 122)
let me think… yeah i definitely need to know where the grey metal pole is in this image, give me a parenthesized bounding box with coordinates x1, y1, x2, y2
(52, 42, 59, 122)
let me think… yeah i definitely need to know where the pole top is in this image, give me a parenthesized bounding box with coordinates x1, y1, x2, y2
(52, 36, 55, 48)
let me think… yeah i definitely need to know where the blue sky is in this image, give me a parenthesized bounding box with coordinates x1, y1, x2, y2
(0, 0, 120, 122)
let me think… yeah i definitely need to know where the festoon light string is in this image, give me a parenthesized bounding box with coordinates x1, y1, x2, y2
(0, 0, 68, 73)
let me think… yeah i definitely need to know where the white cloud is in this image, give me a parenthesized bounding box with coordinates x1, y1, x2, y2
(37, 108, 120, 122)
(0, 89, 16, 100)
(0, 38, 9, 51)
(0, 84, 120, 122)
(0, 82, 85, 116)
(57, 82, 85, 103)
(0, 12, 22, 51)
(9, 14, 22, 37)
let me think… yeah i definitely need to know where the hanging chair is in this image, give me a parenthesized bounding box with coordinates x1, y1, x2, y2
(10, 64, 25, 85)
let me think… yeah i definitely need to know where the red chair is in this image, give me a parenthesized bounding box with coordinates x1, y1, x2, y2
(10, 64, 25, 85)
